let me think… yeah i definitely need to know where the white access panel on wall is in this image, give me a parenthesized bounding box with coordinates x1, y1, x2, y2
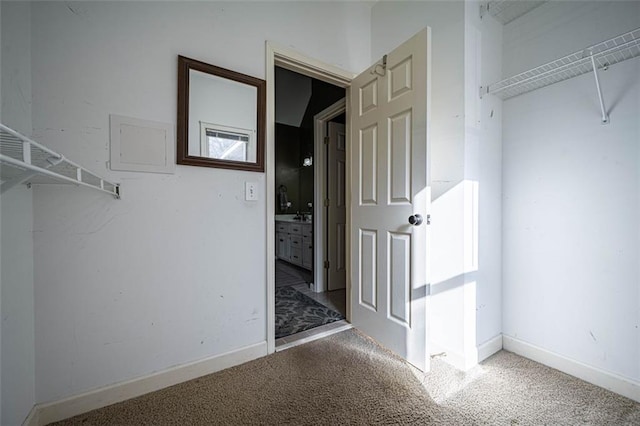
(110, 114, 175, 173)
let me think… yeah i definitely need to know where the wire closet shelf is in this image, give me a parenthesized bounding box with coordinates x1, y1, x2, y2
(484, 27, 640, 100)
(482, 0, 548, 25)
(0, 124, 120, 198)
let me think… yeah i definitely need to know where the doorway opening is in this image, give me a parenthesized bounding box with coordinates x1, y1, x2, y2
(273, 66, 348, 347)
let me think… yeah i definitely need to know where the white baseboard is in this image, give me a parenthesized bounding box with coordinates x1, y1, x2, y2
(503, 335, 640, 403)
(430, 341, 468, 370)
(34, 341, 268, 425)
(430, 335, 503, 371)
(477, 334, 503, 363)
(22, 405, 39, 426)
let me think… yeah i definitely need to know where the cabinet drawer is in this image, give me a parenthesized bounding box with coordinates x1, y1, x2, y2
(303, 234, 312, 248)
(289, 248, 303, 265)
(276, 222, 289, 233)
(289, 224, 302, 235)
(290, 235, 303, 248)
(302, 224, 312, 237)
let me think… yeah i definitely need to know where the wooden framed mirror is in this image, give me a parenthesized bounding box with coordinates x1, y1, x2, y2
(177, 55, 266, 172)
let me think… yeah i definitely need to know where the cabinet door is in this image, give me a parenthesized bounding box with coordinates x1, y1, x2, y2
(276, 232, 289, 261)
(302, 234, 313, 270)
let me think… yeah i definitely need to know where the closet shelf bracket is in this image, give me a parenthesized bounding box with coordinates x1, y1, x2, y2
(588, 50, 609, 124)
(0, 124, 121, 198)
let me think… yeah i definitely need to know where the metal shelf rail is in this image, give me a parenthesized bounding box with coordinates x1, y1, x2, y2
(0, 124, 120, 198)
(481, 27, 640, 123)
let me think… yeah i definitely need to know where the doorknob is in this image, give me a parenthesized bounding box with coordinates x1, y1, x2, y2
(408, 214, 423, 226)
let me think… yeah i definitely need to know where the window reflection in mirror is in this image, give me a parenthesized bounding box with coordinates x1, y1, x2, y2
(200, 123, 254, 162)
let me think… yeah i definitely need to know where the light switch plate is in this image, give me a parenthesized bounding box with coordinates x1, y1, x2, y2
(245, 182, 258, 201)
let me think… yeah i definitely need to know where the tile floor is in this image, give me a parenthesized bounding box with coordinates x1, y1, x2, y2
(275, 260, 348, 349)
(290, 283, 346, 317)
(275, 260, 312, 287)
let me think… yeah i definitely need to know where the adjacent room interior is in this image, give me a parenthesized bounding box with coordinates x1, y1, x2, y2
(273, 67, 348, 346)
(1, 1, 639, 425)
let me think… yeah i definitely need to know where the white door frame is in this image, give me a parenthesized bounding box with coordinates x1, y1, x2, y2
(265, 42, 354, 354)
(313, 99, 346, 295)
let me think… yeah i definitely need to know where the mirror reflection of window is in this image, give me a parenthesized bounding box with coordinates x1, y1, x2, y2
(207, 131, 247, 161)
(200, 122, 254, 162)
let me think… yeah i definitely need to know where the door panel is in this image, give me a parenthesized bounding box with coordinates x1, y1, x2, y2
(336, 223, 346, 271)
(358, 229, 377, 311)
(388, 57, 413, 100)
(389, 232, 411, 326)
(359, 78, 378, 115)
(337, 161, 346, 207)
(389, 110, 412, 204)
(359, 125, 378, 205)
(349, 28, 430, 371)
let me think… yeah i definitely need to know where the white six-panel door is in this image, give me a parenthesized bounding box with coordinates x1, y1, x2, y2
(349, 28, 430, 371)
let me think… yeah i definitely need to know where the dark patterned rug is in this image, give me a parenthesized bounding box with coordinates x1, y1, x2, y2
(275, 286, 345, 338)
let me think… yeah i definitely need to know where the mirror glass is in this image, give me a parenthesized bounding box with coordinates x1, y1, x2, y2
(177, 56, 265, 172)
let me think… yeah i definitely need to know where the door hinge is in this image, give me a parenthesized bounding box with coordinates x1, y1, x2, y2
(324, 136, 330, 145)
(324, 199, 330, 207)
(324, 260, 330, 269)
(427, 214, 431, 225)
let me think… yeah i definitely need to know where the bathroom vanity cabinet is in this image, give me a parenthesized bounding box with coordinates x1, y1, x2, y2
(276, 220, 312, 270)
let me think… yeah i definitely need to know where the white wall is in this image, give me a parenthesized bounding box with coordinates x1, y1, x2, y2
(464, 0, 503, 360)
(0, 2, 36, 424)
(503, 1, 640, 383)
(0, 4, 3, 421)
(30, 1, 371, 403)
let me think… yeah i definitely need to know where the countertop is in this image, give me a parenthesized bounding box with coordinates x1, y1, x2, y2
(275, 215, 312, 224)
(275, 218, 313, 224)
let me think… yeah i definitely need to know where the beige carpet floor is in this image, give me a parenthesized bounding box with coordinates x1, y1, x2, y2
(51, 329, 640, 425)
